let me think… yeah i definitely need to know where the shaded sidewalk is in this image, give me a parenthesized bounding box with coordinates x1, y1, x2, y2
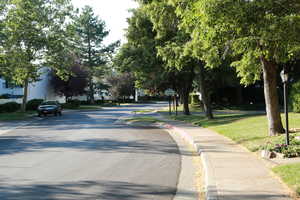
(156, 114, 292, 200)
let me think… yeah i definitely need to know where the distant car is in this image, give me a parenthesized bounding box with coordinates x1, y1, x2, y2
(37, 101, 62, 117)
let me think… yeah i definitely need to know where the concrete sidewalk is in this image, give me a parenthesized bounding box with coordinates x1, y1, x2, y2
(157, 115, 292, 200)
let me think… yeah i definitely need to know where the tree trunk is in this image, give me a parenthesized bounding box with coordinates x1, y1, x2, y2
(21, 78, 29, 112)
(88, 77, 95, 104)
(260, 57, 284, 136)
(236, 85, 243, 105)
(182, 89, 190, 115)
(198, 64, 214, 119)
(87, 27, 95, 105)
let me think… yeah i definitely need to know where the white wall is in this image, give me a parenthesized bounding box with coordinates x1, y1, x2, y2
(0, 99, 22, 104)
(27, 68, 66, 103)
(0, 68, 66, 104)
(0, 78, 23, 96)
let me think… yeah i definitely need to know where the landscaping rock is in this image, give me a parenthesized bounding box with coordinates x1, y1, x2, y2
(261, 150, 276, 159)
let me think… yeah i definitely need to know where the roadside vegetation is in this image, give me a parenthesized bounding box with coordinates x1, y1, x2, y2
(77, 105, 102, 110)
(165, 107, 300, 152)
(273, 163, 300, 196)
(161, 104, 300, 196)
(0, 111, 35, 121)
(126, 116, 163, 124)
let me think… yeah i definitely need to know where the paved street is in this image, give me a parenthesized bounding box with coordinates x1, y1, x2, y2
(0, 103, 184, 200)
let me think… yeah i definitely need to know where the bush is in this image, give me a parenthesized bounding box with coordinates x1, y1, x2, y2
(26, 99, 44, 110)
(95, 100, 104, 105)
(0, 102, 20, 113)
(282, 145, 300, 158)
(0, 94, 11, 99)
(190, 93, 203, 107)
(63, 99, 81, 109)
(80, 100, 90, 105)
(263, 135, 300, 158)
(290, 81, 300, 112)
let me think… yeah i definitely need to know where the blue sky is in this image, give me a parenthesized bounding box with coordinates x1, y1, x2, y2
(72, 0, 138, 45)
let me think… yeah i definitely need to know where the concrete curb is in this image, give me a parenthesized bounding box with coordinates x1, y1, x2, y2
(163, 123, 219, 200)
(117, 116, 199, 200)
(119, 113, 217, 200)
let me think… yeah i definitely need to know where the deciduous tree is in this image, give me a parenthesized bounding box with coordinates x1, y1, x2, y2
(172, 0, 300, 135)
(0, 0, 74, 112)
(51, 64, 88, 101)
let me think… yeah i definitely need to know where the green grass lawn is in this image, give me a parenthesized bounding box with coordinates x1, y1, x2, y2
(168, 112, 300, 152)
(273, 163, 300, 195)
(134, 110, 154, 113)
(166, 110, 300, 196)
(0, 111, 36, 121)
(126, 116, 163, 124)
(78, 105, 102, 110)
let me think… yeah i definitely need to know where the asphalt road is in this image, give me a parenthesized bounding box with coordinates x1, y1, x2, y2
(0, 103, 182, 200)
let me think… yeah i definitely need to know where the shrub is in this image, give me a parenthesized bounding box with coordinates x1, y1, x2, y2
(282, 145, 300, 158)
(190, 93, 203, 107)
(80, 100, 90, 105)
(26, 99, 44, 110)
(290, 81, 300, 112)
(95, 100, 104, 105)
(0, 102, 20, 113)
(0, 94, 11, 99)
(263, 135, 300, 158)
(63, 99, 81, 109)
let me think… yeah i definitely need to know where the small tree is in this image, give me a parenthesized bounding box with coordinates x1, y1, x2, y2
(51, 64, 88, 102)
(106, 73, 135, 102)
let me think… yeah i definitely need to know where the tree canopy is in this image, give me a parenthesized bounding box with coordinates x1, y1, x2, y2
(169, 0, 300, 135)
(0, 0, 74, 111)
(73, 6, 119, 103)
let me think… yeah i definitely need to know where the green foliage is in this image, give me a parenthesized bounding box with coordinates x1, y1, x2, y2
(0, 0, 75, 111)
(73, 6, 119, 101)
(0, 0, 74, 84)
(106, 72, 135, 100)
(0, 94, 10, 99)
(282, 145, 300, 158)
(0, 102, 20, 113)
(262, 135, 300, 158)
(114, 8, 171, 93)
(190, 94, 202, 106)
(63, 99, 81, 109)
(290, 80, 300, 112)
(26, 99, 44, 111)
(172, 0, 300, 85)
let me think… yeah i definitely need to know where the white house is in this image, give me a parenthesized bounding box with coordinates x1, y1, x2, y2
(0, 68, 65, 104)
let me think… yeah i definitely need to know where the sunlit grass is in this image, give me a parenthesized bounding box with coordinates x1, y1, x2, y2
(169, 113, 300, 152)
(126, 116, 163, 124)
(273, 163, 300, 196)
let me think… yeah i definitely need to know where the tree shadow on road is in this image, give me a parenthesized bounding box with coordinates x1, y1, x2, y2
(0, 180, 195, 200)
(0, 135, 195, 157)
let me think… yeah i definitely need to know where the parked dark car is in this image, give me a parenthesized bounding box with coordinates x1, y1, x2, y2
(37, 101, 62, 117)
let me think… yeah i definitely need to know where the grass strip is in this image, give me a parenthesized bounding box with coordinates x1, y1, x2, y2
(78, 105, 102, 110)
(168, 112, 300, 152)
(0, 111, 35, 121)
(273, 163, 300, 196)
(126, 116, 163, 124)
